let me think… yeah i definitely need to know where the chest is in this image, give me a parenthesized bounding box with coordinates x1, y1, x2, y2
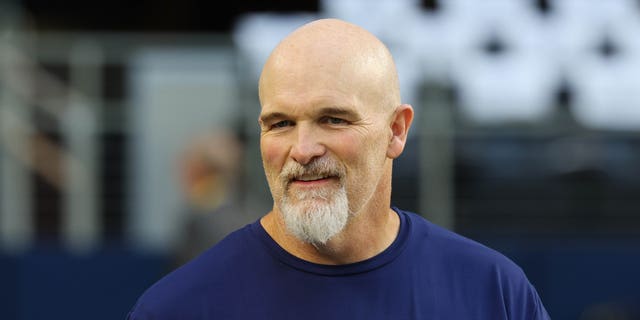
(200, 265, 505, 320)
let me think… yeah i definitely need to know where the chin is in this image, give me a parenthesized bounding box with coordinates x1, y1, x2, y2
(279, 186, 350, 245)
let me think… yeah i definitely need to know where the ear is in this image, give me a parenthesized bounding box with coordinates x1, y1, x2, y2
(386, 104, 414, 159)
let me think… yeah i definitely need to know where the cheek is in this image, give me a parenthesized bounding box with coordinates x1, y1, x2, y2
(341, 130, 389, 185)
(261, 137, 287, 169)
(340, 131, 387, 166)
(335, 132, 383, 186)
(260, 137, 288, 198)
(332, 134, 361, 160)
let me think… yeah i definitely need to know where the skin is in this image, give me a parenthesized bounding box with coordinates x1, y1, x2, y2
(258, 18, 414, 265)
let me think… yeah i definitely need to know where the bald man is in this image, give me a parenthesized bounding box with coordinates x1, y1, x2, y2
(128, 19, 550, 319)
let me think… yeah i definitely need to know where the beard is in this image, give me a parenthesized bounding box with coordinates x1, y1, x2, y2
(278, 157, 350, 246)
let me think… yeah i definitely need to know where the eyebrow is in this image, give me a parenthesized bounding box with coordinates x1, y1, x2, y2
(258, 112, 287, 125)
(259, 106, 359, 124)
(317, 106, 359, 119)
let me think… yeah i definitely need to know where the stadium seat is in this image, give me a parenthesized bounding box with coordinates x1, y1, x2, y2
(440, 0, 559, 124)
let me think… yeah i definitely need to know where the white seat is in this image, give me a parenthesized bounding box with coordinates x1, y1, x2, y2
(440, 0, 548, 59)
(547, 0, 640, 78)
(453, 50, 560, 125)
(569, 35, 640, 131)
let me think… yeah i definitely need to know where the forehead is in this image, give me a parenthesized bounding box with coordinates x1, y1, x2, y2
(259, 59, 370, 118)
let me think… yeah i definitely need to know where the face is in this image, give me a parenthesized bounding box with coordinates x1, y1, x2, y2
(259, 70, 394, 244)
(257, 18, 411, 245)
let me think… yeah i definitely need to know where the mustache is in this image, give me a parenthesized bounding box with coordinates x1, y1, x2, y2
(279, 157, 345, 183)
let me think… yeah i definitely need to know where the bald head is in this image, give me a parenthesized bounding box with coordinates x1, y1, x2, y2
(259, 19, 401, 112)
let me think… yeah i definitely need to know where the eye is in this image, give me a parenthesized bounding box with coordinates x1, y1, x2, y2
(271, 120, 293, 129)
(324, 117, 347, 125)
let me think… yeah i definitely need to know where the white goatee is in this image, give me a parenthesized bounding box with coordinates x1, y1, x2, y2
(278, 157, 350, 246)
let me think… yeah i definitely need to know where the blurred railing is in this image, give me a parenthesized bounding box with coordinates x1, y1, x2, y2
(0, 29, 248, 254)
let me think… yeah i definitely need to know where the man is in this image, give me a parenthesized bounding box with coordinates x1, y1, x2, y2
(128, 18, 550, 319)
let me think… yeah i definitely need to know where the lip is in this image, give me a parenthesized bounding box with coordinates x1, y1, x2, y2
(290, 176, 339, 188)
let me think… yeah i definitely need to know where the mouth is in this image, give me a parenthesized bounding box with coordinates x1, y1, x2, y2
(290, 174, 339, 186)
(295, 174, 332, 182)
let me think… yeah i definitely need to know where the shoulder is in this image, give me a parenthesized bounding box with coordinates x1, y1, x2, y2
(400, 209, 550, 319)
(402, 209, 522, 273)
(403, 212, 528, 284)
(128, 223, 257, 318)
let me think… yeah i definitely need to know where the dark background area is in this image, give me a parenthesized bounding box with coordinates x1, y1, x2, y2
(21, 0, 321, 32)
(20, 0, 556, 33)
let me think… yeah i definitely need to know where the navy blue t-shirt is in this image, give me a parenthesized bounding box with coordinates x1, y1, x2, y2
(128, 208, 550, 319)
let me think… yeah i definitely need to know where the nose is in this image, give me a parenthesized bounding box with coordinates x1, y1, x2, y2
(290, 124, 326, 165)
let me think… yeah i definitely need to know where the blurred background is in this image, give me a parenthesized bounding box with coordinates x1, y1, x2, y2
(1, 0, 640, 319)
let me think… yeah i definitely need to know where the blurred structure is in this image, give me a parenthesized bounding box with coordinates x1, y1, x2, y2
(1, 0, 640, 319)
(126, 46, 246, 253)
(173, 129, 247, 268)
